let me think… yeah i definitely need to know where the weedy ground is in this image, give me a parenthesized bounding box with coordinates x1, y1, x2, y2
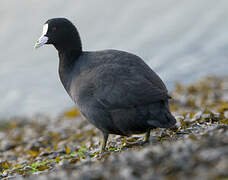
(0, 77, 227, 180)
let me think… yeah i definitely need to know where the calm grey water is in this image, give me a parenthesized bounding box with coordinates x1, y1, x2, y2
(0, 0, 227, 118)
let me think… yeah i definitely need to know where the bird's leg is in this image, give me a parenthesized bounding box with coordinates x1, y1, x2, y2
(122, 136, 127, 145)
(144, 130, 150, 143)
(100, 132, 109, 153)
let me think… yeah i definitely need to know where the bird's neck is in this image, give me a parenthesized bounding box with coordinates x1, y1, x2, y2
(58, 49, 82, 91)
(53, 32, 82, 53)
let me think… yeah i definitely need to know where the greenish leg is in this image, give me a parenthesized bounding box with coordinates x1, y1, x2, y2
(122, 136, 127, 145)
(144, 130, 151, 143)
(100, 132, 109, 153)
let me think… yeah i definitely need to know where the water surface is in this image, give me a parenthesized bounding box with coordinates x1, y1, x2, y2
(0, 0, 227, 117)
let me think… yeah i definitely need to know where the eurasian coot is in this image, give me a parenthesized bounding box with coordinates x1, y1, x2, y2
(35, 18, 176, 152)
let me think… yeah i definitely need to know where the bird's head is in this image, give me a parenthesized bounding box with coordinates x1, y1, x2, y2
(35, 18, 82, 52)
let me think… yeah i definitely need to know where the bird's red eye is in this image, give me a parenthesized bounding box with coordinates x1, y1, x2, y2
(52, 27, 57, 32)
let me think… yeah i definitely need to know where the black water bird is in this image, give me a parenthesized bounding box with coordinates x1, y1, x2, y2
(35, 18, 176, 152)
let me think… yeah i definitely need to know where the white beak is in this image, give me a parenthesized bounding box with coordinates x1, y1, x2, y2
(34, 36, 48, 49)
(34, 24, 49, 49)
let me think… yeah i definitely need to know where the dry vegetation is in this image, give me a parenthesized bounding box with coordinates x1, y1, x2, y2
(0, 77, 227, 180)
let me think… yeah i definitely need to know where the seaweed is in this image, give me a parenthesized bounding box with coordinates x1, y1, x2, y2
(0, 76, 227, 179)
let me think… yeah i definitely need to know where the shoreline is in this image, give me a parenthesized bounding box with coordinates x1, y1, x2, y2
(0, 76, 227, 179)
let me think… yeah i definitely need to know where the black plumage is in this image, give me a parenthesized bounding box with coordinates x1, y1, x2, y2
(35, 18, 176, 151)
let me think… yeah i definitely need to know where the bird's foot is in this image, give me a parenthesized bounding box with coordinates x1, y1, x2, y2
(144, 130, 151, 143)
